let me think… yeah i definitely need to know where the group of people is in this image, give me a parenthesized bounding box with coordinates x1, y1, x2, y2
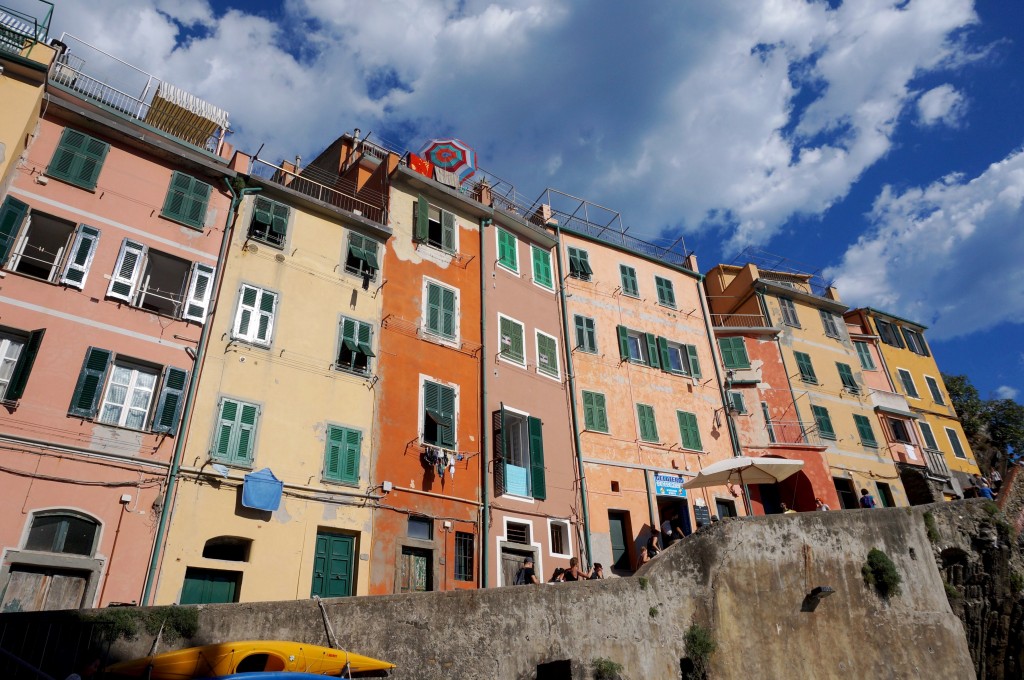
(514, 556, 604, 585)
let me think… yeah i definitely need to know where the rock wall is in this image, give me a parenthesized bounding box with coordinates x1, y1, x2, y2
(2, 502, 1016, 680)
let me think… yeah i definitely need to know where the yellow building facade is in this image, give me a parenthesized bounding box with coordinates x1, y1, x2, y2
(0, 23, 54, 188)
(850, 308, 980, 498)
(154, 170, 391, 604)
(705, 264, 908, 509)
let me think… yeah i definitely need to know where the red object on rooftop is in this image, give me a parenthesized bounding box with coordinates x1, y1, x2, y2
(419, 138, 476, 184)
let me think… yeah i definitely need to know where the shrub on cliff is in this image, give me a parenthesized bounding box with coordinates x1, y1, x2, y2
(862, 547, 902, 599)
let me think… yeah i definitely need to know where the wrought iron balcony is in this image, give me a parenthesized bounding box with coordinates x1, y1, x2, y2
(765, 420, 818, 446)
(923, 448, 950, 479)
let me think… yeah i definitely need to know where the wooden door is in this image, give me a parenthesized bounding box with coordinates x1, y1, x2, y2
(180, 568, 239, 604)
(608, 511, 631, 570)
(0, 567, 87, 612)
(399, 547, 432, 593)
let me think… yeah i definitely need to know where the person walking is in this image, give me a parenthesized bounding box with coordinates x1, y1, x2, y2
(514, 557, 539, 585)
(859, 488, 877, 508)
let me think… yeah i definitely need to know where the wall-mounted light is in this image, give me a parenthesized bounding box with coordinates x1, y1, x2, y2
(802, 585, 835, 612)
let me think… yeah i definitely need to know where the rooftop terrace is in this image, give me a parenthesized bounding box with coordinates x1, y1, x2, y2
(0, 1, 50, 56)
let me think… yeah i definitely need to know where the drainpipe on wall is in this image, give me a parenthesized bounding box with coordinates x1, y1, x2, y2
(479, 216, 492, 588)
(141, 179, 262, 605)
(552, 222, 593, 567)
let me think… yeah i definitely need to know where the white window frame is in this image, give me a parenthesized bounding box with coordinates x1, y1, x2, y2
(231, 284, 278, 347)
(548, 518, 572, 558)
(97, 360, 159, 430)
(497, 313, 527, 368)
(924, 375, 945, 405)
(0, 332, 26, 400)
(418, 373, 460, 450)
(497, 517, 542, 586)
(625, 328, 647, 364)
(502, 407, 533, 498)
(495, 227, 519, 275)
(945, 427, 967, 459)
(534, 330, 560, 381)
(421, 276, 460, 347)
(897, 368, 919, 399)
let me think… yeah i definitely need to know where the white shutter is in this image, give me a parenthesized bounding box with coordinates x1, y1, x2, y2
(233, 285, 258, 340)
(60, 225, 101, 289)
(182, 262, 215, 323)
(255, 290, 276, 344)
(107, 239, 146, 302)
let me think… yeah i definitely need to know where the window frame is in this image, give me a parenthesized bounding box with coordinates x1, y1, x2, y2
(535, 330, 560, 381)
(902, 327, 929, 356)
(335, 315, 376, 376)
(231, 283, 278, 348)
(582, 390, 609, 433)
(548, 519, 572, 558)
(45, 128, 109, 191)
(794, 351, 818, 384)
(454, 531, 475, 581)
(654, 275, 676, 308)
(636, 403, 659, 443)
(496, 227, 519, 274)
(160, 171, 212, 230)
(619, 264, 639, 297)
(421, 376, 458, 449)
(322, 424, 362, 485)
(414, 196, 458, 254)
(718, 336, 750, 369)
(677, 410, 702, 451)
(778, 297, 800, 327)
(727, 390, 747, 414)
(888, 417, 913, 445)
(344, 231, 381, 281)
(210, 396, 261, 466)
(945, 427, 967, 459)
(97, 359, 160, 431)
(855, 341, 876, 370)
(0, 327, 44, 403)
(493, 406, 546, 500)
(836, 362, 859, 394)
(624, 328, 648, 364)
(573, 315, 598, 353)
(247, 195, 291, 249)
(422, 277, 460, 344)
(819, 309, 841, 339)
(875, 318, 904, 348)
(924, 375, 945, 405)
(919, 422, 940, 451)
(24, 510, 100, 556)
(566, 246, 593, 281)
(531, 244, 554, 291)
(853, 414, 878, 448)
(497, 313, 527, 367)
(811, 405, 836, 440)
(897, 368, 919, 398)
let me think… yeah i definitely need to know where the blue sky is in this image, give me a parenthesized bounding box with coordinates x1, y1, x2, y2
(34, 0, 1024, 401)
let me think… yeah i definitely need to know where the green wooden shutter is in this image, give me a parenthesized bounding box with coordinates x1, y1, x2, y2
(0, 197, 29, 265)
(617, 325, 629, 360)
(594, 393, 608, 431)
(811, 406, 835, 439)
(729, 391, 746, 414)
(325, 426, 345, 480)
(47, 128, 109, 190)
(214, 399, 238, 460)
(583, 392, 597, 430)
(574, 315, 586, 349)
(161, 171, 211, 229)
(718, 337, 750, 369)
(678, 411, 701, 451)
(657, 336, 671, 371)
(425, 283, 441, 335)
(269, 202, 289, 236)
(919, 422, 938, 450)
(439, 384, 456, 447)
(638, 404, 658, 442)
(644, 333, 660, 368)
(577, 250, 593, 276)
(255, 289, 277, 344)
(497, 229, 517, 270)
(414, 196, 429, 241)
(441, 210, 456, 252)
(537, 333, 558, 377)
(236, 403, 258, 463)
(528, 416, 546, 500)
(357, 321, 375, 358)
(532, 246, 552, 288)
(686, 345, 702, 379)
(492, 409, 506, 496)
(620, 265, 638, 296)
(341, 428, 361, 483)
(440, 286, 456, 338)
(568, 248, 581, 277)
(795, 352, 817, 383)
(656, 277, 675, 307)
(5, 329, 44, 401)
(68, 347, 112, 417)
(855, 341, 875, 370)
(153, 366, 189, 435)
(423, 380, 440, 444)
(509, 321, 524, 362)
(837, 363, 858, 392)
(854, 415, 877, 447)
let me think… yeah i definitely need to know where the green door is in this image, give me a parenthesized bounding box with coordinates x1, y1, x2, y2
(608, 511, 631, 570)
(311, 532, 354, 598)
(180, 568, 239, 604)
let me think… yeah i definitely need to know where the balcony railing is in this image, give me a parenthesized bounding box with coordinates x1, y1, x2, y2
(48, 34, 229, 154)
(924, 448, 950, 478)
(766, 420, 815, 446)
(0, 2, 50, 55)
(250, 158, 387, 225)
(711, 313, 769, 328)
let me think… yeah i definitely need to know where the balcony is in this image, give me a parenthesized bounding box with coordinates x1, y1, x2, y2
(766, 420, 817, 446)
(0, 2, 50, 56)
(923, 448, 950, 479)
(47, 34, 229, 154)
(711, 313, 769, 328)
(250, 158, 387, 225)
(869, 389, 915, 418)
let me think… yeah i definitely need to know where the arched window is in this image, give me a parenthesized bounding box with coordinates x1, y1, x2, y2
(24, 512, 99, 556)
(202, 536, 252, 562)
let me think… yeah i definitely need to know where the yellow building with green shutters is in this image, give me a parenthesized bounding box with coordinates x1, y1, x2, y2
(846, 307, 981, 499)
(154, 152, 392, 605)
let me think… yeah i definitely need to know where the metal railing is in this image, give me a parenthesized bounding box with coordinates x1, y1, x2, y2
(711, 313, 769, 328)
(924, 448, 950, 478)
(0, 2, 51, 55)
(765, 420, 813, 446)
(250, 158, 387, 225)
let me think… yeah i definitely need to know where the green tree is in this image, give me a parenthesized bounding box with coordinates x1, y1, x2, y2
(987, 399, 1024, 461)
(943, 374, 985, 439)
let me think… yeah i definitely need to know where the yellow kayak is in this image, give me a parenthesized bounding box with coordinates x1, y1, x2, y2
(104, 640, 395, 678)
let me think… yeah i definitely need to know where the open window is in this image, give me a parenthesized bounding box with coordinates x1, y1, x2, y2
(335, 317, 375, 375)
(493, 408, 546, 499)
(414, 196, 456, 253)
(248, 196, 290, 248)
(344, 232, 380, 280)
(107, 239, 215, 322)
(0, 327, 44, 402)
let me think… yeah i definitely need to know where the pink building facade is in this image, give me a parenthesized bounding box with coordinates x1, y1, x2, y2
(0, 63, 233, 610)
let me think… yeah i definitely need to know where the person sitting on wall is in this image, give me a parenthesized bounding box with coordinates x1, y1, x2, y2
(589, 563, 605, 580)
(815, 498, 831, 511)
(548, 567, 566, 583)
(563, 556, 592, 581)
(780, 502, 797, 514)
(859, 488, 877, 508)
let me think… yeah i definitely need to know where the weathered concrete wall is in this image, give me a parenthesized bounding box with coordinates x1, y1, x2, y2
(4, 502, 1008, 680)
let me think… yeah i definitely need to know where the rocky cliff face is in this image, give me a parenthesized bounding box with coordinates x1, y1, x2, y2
(1, 501, 1020, 680)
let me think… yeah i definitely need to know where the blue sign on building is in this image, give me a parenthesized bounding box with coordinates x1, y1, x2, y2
(655, 473, 687, 497)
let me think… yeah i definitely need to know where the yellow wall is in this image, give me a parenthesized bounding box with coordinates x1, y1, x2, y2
(0, 45, 53, 188)
(760, 293, 908, 506)
(155, 191, 385, 603)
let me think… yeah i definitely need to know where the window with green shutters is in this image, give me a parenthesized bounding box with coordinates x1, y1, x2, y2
(855, 341, 876, 370)
(232, 285, 277, 347)
(677, 410, 702, 451)
(0, 328, 44, 402)
(424, 280, 457, 340)
(925, 376, 945, 405)
(727, 391, 747, 414)
(574, 315, 597, 353)
(654, 276, 676, 308)
(536, 331, 559, 379)
(423, 380, 456, 448)
(897, 368, 919, 398)
(161, 171, 212, 229)
(620, 265, 639, 297)
(567, 247, 592, 280)
(345, 232, 380, 279)
(811, 405, 835, 440)
(718, 337, 750, 369)
(68, 347, 111, 418)
(46, 128, 109, 191)
(902, 328, 929, 356)
(336, 316, 375, 375)
(836, 363, 859, 394)
(324, 425, 361, 484)
(919, 422, 939, 450)
(582, 391, 608, 432)
(794, 351, 817, 384)
(248, 196, 290, 247)
(531, 245, 553, 289)
(212, 398, 259, 465)
(637, 403, 658, 442)
(414, 197, 456, 253)
(819, 309, 841, 338)
(498, 315, 525, 365)
(496, 228, 518, 272)
(945, 427, 967, 459)
(875, 318, 903, 348)
(854, 414, 877, 447)
(0, 196, 29, 267)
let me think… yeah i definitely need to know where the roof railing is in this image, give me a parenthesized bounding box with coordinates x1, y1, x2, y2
(250, 157, 387, 225)
(0, 1, 51, 55)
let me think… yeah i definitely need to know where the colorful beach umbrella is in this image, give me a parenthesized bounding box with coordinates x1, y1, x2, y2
(419, 138, 476, 184)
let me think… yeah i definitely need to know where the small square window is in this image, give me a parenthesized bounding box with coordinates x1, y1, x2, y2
(408, 516, 433, 540)
(550, 521, 570, 556)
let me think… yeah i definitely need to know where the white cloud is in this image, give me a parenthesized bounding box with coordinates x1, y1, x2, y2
(45, 0, 982, 250)
(994, 385, 1020, 400)
(827, 148, 1024, 339)
(917, 84, 967, 127)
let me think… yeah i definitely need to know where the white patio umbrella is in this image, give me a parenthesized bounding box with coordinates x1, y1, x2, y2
(683, 456, 805, 516)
